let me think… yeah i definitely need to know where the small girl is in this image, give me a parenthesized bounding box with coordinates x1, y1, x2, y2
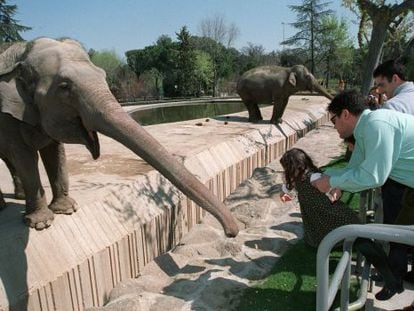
(279, 148, 359, 247)
(279, 148, 403, 300)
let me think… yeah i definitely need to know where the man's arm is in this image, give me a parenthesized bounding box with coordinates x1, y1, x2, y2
(323, 121, 400, 192)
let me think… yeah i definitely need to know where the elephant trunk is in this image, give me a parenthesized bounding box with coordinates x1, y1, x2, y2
(85, 100, 239, 237)
(313, 81, 334, 100)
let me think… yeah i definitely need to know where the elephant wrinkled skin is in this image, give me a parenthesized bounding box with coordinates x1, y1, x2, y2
(0, 38, 238, 237)
(237, 65, 333, 124)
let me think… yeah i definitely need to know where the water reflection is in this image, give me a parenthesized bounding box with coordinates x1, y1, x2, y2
(129, 101, 251, 125)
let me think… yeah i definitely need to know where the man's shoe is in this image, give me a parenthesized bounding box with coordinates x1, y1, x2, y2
(404, 271, 414, 284)
(371, 273, 384, 282)
(375, 285, 404, 301)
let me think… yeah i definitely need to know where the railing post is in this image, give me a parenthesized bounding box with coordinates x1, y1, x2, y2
(316, 243, 331, 311)
(339, 240, 353, 310)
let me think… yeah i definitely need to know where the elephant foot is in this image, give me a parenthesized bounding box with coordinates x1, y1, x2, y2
(13, 178, 25, 200)
(49, 195, 78, 214)
(14, 189, 26, 200)
(24, 208, 54, 230)
(248, 115, 263, 123)
(270, 117, 283, 124)
(0, 195, 6, 211)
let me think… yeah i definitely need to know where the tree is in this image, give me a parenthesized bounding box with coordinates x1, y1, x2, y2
(318, 15, 354, 87)
(198, 14, 240, 96)
(125, 35, 178, 97)
(382, 15, 414, 61)
(283, 0, 334, 75)
(112, 64, 141, 102)
(400, 37, 414, 81)
(194, 51, 214, 95)
(198, 13, 240, 48)
(138, 68, 163, 99)
(90, 49, 141, 101)
(240, 42, 266, 72)
(0, 0, 31, 42)
(343, 0, 414, 95)
(176, 26, 197, 97)
(278, 48, 307, 67)
(90, 49, 123, 89)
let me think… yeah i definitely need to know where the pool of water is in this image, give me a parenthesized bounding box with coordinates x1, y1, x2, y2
(129, 101, 253, 125)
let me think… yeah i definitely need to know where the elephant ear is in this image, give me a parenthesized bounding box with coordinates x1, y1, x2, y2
(0, 42, 39, 126)
(288, 72, 297, 86)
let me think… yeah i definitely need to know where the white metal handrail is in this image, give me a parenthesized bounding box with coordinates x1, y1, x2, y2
(316, 224, 414, 311)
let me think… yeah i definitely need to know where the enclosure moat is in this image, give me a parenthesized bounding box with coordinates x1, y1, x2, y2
(128, 100, 267, 125)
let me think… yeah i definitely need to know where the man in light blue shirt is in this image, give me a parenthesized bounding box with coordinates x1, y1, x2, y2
(312, 89, 414, 300)
(373, 58, 414, 224)
(374, 57, 414, 115)
(374, 57, 414, 289)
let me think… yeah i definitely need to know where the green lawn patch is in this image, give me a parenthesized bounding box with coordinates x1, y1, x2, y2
(237, 241, 350, 311)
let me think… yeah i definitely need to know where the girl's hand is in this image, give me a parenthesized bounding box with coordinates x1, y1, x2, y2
(328, 188, 342, 202)
(280, 192, 293, 202)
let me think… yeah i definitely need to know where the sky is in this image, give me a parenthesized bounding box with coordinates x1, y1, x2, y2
(13, 0, 359, 59)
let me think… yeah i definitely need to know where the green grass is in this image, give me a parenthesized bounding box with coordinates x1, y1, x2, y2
(236, 155, 360, 311)
(237, 241, 356, 311)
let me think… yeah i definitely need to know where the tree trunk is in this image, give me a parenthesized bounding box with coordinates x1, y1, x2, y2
(325, 54, 330, 89)
(361, 21, 388, 96)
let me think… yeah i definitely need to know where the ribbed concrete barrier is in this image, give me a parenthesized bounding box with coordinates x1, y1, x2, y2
(0, 96, 330, 310)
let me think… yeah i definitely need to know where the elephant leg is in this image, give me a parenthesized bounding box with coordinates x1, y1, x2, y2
(14, 149, 54, 229)
(39, 142, 78, 214)
(3, 158, 25, 199)
(270, 97, 289, 124)
(245, 101, 263, 122)
(0, 189, 5, 210)
(0, 159, 7, 209)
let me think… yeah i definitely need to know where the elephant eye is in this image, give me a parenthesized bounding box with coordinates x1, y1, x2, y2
(59, 82, 70, 90)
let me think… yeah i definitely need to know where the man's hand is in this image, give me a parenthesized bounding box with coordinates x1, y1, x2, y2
(311, 174, 331, 193)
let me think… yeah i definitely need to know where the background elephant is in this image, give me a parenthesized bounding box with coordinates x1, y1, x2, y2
(237, 65, 334, 124)
(0, 38, 238, 237)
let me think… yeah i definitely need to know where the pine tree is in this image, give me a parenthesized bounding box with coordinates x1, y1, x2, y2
(0, 0, 31, 42)
(176, 26, 197, 97)
(282, 0, 334, 74)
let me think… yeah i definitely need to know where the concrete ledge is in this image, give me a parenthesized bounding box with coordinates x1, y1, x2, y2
(0, 96, 330, 310)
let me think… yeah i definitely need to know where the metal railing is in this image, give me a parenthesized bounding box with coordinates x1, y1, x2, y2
(316, 224, 414, 311)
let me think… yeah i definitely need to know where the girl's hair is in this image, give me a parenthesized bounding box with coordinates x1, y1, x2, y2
(280, 148, 319, 190)
(344, 135, 355, 146)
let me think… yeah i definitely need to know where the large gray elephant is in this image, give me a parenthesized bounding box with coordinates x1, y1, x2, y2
(237, 65, 334, 124)
(0, 38, 238, 237)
